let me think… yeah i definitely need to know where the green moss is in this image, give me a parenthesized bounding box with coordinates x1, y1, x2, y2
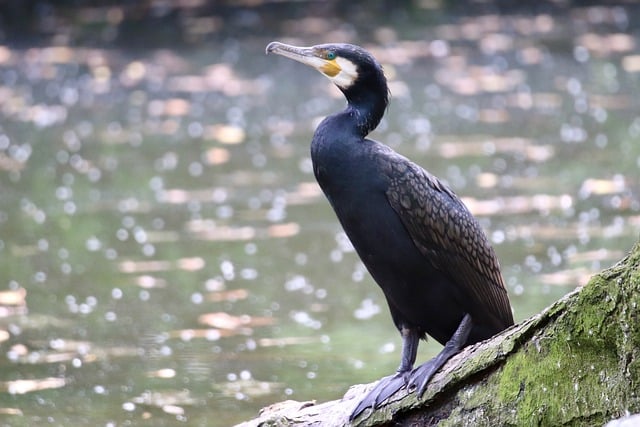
(490, 244, 640, 426)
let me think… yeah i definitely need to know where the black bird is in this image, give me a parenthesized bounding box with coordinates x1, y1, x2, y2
(266, 41, 514, 420)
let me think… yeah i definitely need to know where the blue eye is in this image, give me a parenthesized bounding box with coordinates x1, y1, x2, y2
(326, 51, 336, 60)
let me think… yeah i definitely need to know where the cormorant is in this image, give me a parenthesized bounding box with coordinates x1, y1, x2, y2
(266, 41, 514, 420)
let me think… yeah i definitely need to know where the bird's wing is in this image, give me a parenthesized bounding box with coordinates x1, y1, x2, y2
(380, 151, 514, 329)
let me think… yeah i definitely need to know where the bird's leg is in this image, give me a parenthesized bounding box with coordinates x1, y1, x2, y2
(397, 325, 420, 374)
(349, 326, 419, 420)
(409, 314, 473, 397)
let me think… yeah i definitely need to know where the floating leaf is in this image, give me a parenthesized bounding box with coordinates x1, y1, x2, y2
(119, 260, 172, 273)
(204, 147, 230, 165)
(161, 405, 184, 415)
(118, 258, 204, 274)
(206, 124, 245, 145)
(197, 312, 275, 330)
(187, 223, 256, 242)
(579, 177, 627, 197)
(135, 275, 167, 289)
(177, 257, 205, 271)
(208, 289, 249, 303)
(622, 55, 640, 73)
(167, 328, 244, 341)
(147, 368, 176, 379)
(0, 377, 66, 394)
(476, 173, 499, 189)
(121, 61, 147, 86)
(157, 188, 229, 204)
(0, 288, 26, 306)
(0, 46, 11, 64)
(258, 336, 322, 347)
(267, 223, 300, 238)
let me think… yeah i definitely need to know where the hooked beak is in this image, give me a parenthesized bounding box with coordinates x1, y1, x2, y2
(266, 41, 341, 77)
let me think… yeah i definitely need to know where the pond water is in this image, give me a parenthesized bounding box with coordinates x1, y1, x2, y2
(1, 4, 639, 426)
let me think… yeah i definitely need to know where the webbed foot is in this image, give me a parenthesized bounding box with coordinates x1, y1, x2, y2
(408, 359, 440, 397)
(349, 371, 409, 420)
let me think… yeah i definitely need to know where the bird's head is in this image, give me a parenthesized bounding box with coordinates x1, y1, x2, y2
(266, 41, 387, 96)
(266, 41, 389, 134)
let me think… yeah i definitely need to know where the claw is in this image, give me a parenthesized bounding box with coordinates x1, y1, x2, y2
(408, 359, 439, 398)
(349, 371, 410, 420)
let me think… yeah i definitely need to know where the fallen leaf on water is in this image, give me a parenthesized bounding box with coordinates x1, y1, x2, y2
(206, 124, 245, 145)
(622, 55, 640, 73)
(167, 328, 246, 341)
(0, 288, 27, 318)
(0, 377, 66, 394)
(258, 336, 322, 347)
(119, 260, 172, 273)
(121, 60, 146, 86)
(157, 188, 226, 204)
(20, 351, 80, 364)
(162, 405, 184, 415)
(579, 177, 627, 197)
(0, 46, 11, 64)
(204, 147, 230, 165)
(177, 257, 205, 271)
(188, 224, 256, 242)
(135, 275, 167, 289)
(7, 338, 139, 365)
(118, 257, 204, 273)
(208, 289, 249, 302)
(476, 172, 499, 188)
(197, 312, 275, 330)
(146, 368, 176, 379)
(267, 223, 300, 238)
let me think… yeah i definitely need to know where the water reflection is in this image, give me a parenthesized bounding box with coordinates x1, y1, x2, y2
(0, 4, 639, 426)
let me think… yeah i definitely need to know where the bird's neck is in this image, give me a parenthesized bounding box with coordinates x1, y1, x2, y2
(343, 86, 388, 137)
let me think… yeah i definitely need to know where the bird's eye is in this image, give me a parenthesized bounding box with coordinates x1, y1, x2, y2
(326, 51, 337, 60)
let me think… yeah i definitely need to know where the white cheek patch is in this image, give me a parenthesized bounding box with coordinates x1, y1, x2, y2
(329, 57, 358, 89)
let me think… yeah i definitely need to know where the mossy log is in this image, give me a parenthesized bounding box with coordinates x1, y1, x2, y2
(237, 239, 640, 426)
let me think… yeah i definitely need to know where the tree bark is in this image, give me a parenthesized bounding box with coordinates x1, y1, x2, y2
(236, 239, 640, 426)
